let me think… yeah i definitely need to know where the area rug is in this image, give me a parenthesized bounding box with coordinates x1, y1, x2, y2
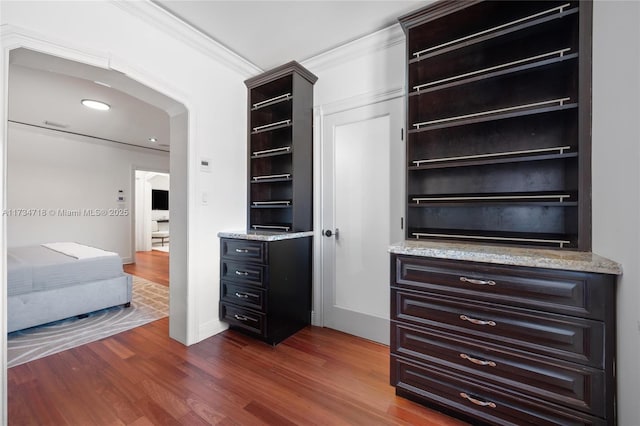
(7, 276, 168, 368)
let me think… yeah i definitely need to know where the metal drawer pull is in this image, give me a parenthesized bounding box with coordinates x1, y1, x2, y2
(460, 392, 497, 409)
(234, 292, 257, 299)
(235, 248, 249, 253)
(460, 277, 496, 286)
(460, 353, 497, 367)
(460, 315, 496, 326)
(233, 314, 257, 322)
(235, 270, 250, 276)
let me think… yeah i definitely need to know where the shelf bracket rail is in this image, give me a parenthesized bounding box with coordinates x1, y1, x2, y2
(252, 119, 291, 132)
(412, 3, 572, 58)
(412, 97, 571, 129)
(412, 146, 572, 166)
(252, 92, 292, 109)
(413, 48, 572, 92)
(412, 232, 571, 248)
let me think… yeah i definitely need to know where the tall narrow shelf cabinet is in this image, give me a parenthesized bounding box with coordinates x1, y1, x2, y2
(400, 0, 592, 250)
(219, 62, 316, 346)
(245, 61, 317, 233)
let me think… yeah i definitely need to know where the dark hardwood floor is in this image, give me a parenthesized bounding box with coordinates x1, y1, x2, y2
(124, 250, 169, 286)
(8, 249, 467, 425)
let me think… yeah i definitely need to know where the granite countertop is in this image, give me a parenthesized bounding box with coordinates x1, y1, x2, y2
(389, 240, 622, 275)
(218, 230, 314, 241)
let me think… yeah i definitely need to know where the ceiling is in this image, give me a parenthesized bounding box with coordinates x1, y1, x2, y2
(154, 1, 425, 70)
(8, 1, 426, 151)
(8, 48, 176, 152)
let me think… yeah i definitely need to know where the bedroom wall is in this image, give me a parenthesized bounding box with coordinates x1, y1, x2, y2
(1, 0, 254, 355)
(7, 123, 169, 263)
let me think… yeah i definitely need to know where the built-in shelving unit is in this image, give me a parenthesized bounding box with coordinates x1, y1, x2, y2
(245, 61, 317, 232)
(400, 0, 592, 250)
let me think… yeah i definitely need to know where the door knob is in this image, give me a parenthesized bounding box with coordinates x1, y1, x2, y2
(323, 229, 339, 239)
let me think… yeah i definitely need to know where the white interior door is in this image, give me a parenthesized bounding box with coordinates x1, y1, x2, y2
(321, 97, 404, 344)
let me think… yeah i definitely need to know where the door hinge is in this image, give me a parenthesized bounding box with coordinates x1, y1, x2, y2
(401, 128, 404, 140)
(401, 217, 404, 230)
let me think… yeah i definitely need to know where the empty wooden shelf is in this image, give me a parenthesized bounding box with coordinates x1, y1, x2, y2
(400, 0, 592, 250)
(245, 61, 317, 233)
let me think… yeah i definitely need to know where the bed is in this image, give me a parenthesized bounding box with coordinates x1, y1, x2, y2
(7, 242, 132, 333)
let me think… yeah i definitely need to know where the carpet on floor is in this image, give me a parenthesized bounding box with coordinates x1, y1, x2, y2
(7, 276, 168, 368)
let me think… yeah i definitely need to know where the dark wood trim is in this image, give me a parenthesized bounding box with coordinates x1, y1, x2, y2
(578, 0, 593, 251)
(244, 61, 318, 88)
(398, 0, 483, 32)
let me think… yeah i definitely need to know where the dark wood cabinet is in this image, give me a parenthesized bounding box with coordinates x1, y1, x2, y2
(390, 253, 616, 426)
(219, 62, 316, 345)
(245, 61, 317, 233)
(399, 0, 592, 250)
(219, 236, 311, 345)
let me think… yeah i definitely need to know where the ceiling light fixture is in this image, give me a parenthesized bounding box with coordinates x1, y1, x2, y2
(81, 99, 110, 111)
(148, 137, 158, 143)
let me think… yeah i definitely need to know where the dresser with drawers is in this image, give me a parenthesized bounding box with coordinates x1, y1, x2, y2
(390, 241, 621, 426)
(218, 232, 312, 345)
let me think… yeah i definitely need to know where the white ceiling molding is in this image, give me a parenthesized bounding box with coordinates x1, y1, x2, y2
(1, 24, 111, 70)
(301, 23, 405, 73)
(111, 0, 262, 77)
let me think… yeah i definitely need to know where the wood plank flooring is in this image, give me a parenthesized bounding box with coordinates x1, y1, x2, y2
(8, 250, 468, 425)
(124, 250, 169, 286)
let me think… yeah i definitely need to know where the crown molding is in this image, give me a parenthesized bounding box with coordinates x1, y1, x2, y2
(245, 60, 318, 88)
(1, 24, 189, 119)
(112, 0, 262, 77)
(301, 23, 405, 73)
(1, 24, 111, 69)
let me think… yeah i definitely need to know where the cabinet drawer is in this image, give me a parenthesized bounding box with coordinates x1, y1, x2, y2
(392, 356, 606, 426)
(221, 281, 266, 312)
(220, 303, 265, 337)
(393, 256, 612, 320)
(221, 260, 266, 287)
(392, 323, 606, 417)
(392, 289, 604, 368)
(221, 239, 266, 263)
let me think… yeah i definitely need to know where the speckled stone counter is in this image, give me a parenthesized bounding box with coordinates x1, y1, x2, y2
(218, 230, 314, 241)
(389, 240, 622, 275)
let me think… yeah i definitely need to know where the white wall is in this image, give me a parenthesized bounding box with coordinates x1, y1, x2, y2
(7, 123, 169, 262)
(592, 1, 640, 425)
(304, 26, 405, 108)
(150, 173, 170, 190)
(1, 3, 254, 416)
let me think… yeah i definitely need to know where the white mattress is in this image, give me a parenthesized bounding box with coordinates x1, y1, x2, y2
(7, 245, 124, 296)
